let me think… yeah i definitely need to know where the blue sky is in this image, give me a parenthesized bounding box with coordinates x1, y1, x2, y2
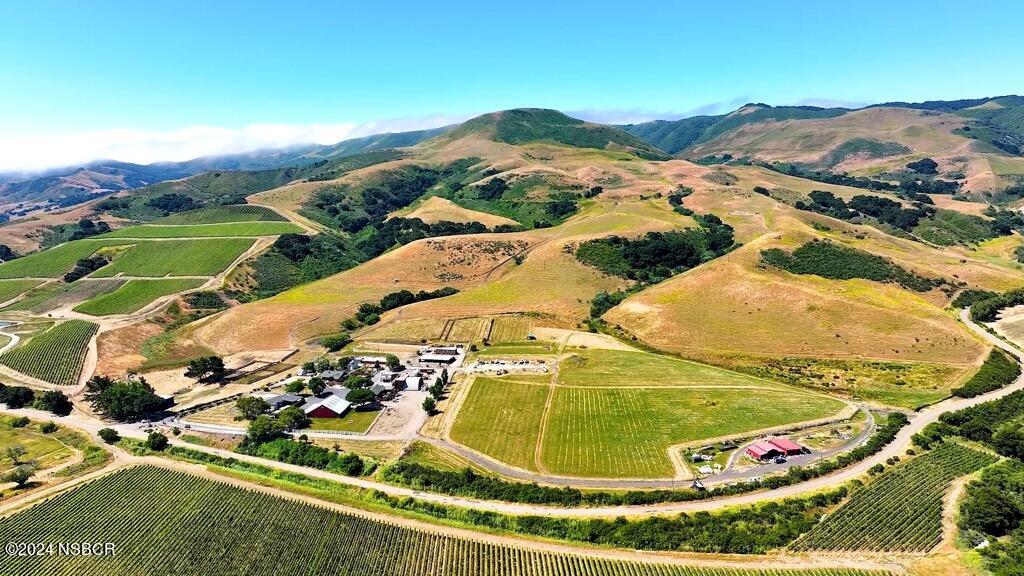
(1, 0, 1021, 170)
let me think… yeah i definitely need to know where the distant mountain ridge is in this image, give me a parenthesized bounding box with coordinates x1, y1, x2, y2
(0, 128, 449, 213)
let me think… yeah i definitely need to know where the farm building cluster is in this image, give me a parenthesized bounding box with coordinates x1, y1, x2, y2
(252, 355, 448, 419)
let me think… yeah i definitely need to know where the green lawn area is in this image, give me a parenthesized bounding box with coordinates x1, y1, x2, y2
(557, 349, 787, 388)
(101, 221, 302, 238)
(90, 238, 254, 277)
(540, 386, 846, 478)
(0, 239, 133, 279)
(73, 278, 205, 316)
(0, 418, 75, 474)
(450, 377, 549, 471)
(308, 409, 380, 433)
(0, 279, 42, 303)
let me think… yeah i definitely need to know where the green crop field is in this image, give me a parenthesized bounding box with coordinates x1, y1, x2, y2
(450, 350, 847, 477)
(0, 239, 133, 279)
(101, 221, 302, 238)
(0, 279, 43, 303)
(2, 279, 126, 314)
(0, 466, 886, 576)
(558, 349, 790, 388)
(154, 204, 288, 224)
(450, 377, 549, 471)
(0, 320, 97, 385)
(793, 443, 997, 552)
(73, 279, 206, 316)
(90, 239, 254, 277)
(541, 386, 846, 478)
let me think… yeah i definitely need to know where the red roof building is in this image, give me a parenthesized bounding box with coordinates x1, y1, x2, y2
(744, 438, 807, 461)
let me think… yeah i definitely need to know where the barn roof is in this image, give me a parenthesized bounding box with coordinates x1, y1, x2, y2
(767, 438, 804, 452)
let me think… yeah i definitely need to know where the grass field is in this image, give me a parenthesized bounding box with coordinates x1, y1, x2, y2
(793, 442, 997, 552)
(154, 205, 287, 224)
(738, 356, 969, 409)
(101, 221, 302, 238)
(445, 317, 490, 342)
(557, 349, 787, 388)
(0, 418, 74, 474)
(0, 279, 43, 303)
(451, 348, 848, 478)
(541, 386, 845, 477)
(450, 377, 549, 471)
(309, 409, 380, 433)
(360, 318, 446, 342)
(0, 465, 884, 576)
(398, 440, 492, 473)
(0, 320, 97, 385)
(73, 279, 206, 316)
(90, 239, 254, 277)
(392, 195, 520, 227)
(489, 316, 533, 342)
(0, 239, 133, 279)
(2, 279, 127, 314)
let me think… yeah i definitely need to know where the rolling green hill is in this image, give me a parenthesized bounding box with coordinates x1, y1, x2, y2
(619, 104, 850, 154)
(447, 108, 670, 159)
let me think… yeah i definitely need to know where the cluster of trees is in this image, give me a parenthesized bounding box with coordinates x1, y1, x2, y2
(906, 158, 939, 175)
(761, 240, 946, 293)
(145, 193, 197, 214)
(84, 375, 166, 422)
(239, 433, 365, 476)
(969, 287, 1024, 322)
(952, 289, 998, 309)
(0, 244, 18, 262)
(795, 190, 934, 232)
(759, 161, 961, 194)
(0, 384, 73, 416)
(381, 485, 846, 554)
(185, 356, 226, 383)
(343, 287, 459, 330)
(952, 350, 1021, 398)
(4, 441, 37, 488)
(475, 177, 508, 200)
(575, 219, 735, 285)
(422, 368, 449, 414)
(914, 389, 1024, 459)
(63, 254, 109, 282)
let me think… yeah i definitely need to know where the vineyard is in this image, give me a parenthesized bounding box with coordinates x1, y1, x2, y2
(90, 238, 255, 277)
(2, 279, 126, 314)
(792, 442, 998, 552)
(0, 319, 97, 385)
(0, 239, 132, 279)
(154, 204, 288, 224)
(0, 465, 890, 576)
(101, 221, 303, 238)
(73, 279, 205, 316)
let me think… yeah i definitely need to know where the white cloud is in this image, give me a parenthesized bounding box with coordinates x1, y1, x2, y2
(0, 114, 471, 175)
